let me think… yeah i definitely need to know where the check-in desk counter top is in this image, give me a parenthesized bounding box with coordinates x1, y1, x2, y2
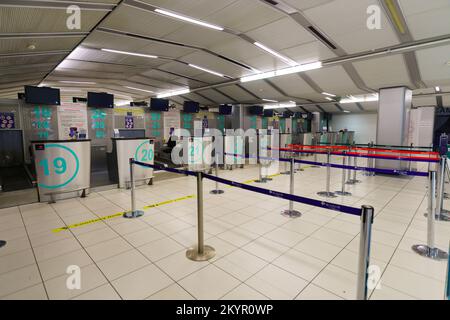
(31, 139, 91, 203)
(109, 137, 155, 188)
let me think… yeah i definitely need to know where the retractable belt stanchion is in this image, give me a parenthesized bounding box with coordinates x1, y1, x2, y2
(281, 157, 302, 218)
(347, 144, 361, 184)
(335, 151, 352, 196)
(311, 138, 320, 168)
(412, 171, 449, 260)
(446, 242, 450, 300)
(357, 205, 374, 300)
(434, 155, 450, 221)
(281, 149, 290, 175)
(123, 158, 144, 219)
(317, 149, 337, 198)
(210, 153, 224, 195)
(186, 171, 216, 261)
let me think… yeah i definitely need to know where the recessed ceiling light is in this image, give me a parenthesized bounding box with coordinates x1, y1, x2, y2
(343, 110, 350, 113)
(125, 86, 154, 93)
(101, 48, 158, 59)
(325, 97, 334, 101)
(59, 81, 96, 85)
(157, 88, 190, 98)
(188, 64, 224, 77)
(262, 98, 278, 103)
(254, 42, 298, 67)
(322, 92, 336, 97)
(435, 86, 441, 92)
(154, 8, 224, 31)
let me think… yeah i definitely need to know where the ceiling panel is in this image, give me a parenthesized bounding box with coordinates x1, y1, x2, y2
(412, 96, 436, 107)
(128, 75, 181, 90)
(339, 103, 361, 113)
(209, 37, 267, 66)
(361, 101, 378, 112)
(0, 37, 83, 55)
(303, 0, 399, 54)
(101, 5, 184, 38)
(218, 85, 258, 102)
(140, 0, 236, 19)
(301, 105, 322, 112)
(268, 74, 318, 98)
(0, 7, 106, 33)
(399, 0, 450, 40)
(284, 0, 335, 11)
(206, 0, 285, 33)
(416, 45, 450, 87)
(319, 103, 340, 113)
(443, 95, 450, 107)
(182, 92, 215, 105)
(197, 89, 232, 104)
(240, 81, 287, 101)
(163, 24, 236, 48)
(352, 54, 412, 90)
(246, 17, 316, 50)
(0, 54, 66, 67)
(306, 65, 366, 96)
(281, 41, 337, 65)
(242, 53, 293, 71)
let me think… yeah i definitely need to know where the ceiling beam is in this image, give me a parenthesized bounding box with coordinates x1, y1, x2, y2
(0, 0, 116, 11)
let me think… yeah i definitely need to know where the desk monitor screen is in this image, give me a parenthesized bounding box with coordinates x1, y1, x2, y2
(118, 129, 145, 138)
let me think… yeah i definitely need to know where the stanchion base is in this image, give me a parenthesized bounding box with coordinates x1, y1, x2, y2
(0, 240, 6, 248)
(310, 165, 320, 168)
(281, 209, 302, 218)
(280, 171, 290, 175)
(411, 245, 448, 260)
(186, 245, 216, 261)
(424, 210, 450, 221)
(210, 189, 224, 195)
(317, 191, 337, 198)
(347, 179, 361, 184)
(123, 210, 144, 219)
(265, 177, 273, 181)
(255, 178, 268, 183)
(335, 191, 352, 196)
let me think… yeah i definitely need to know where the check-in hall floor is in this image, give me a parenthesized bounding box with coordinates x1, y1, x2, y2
(0, 155, 449, 300)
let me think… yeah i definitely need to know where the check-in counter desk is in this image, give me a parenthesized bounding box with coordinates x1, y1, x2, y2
(224, 130, 244, 169)
(31, 139, 91, 203)
(108, 137, 154, 188)
(175, 136, 213, 173)
(257, 129, 279, 176)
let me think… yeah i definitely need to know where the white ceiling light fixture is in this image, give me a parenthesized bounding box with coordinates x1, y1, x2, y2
(154, 8, 224, 31)
(262, 98, 278, 103)
(343, 110, 350, 113)
(240, 61, 322, 83)
(59, 81, 96, 85)
(254, 42, 298, 67)
(101, 48, 158, 59)
(125, 86, 154, 93)
(188, 64, 224, 77)
(325, 97, 334, 101)
(157, 88, 190, 98)
(435, 86, 441, 92)
(263, 102, 296, 110)
(322, 92, 336, 97)
(340, 94, 379, 104)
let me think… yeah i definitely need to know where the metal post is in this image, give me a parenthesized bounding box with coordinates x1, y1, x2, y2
(123, 158, 144, 219)
(335, 152, 352, 196)
(186, 172, 216, 261)
(281, 150, 290, 175)
(408, 143, 413, 172)
(317, 149, 336, 198)
(434, 156, 450, 221)
(412, 171, 448, 260)
(446, 241, 450, 300)
(281, 157, 302, 218)
(210, 153, 224, 195)
(357, 205, 374, 300)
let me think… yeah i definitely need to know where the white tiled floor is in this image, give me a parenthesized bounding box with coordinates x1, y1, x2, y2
(0, 155, 449, 300)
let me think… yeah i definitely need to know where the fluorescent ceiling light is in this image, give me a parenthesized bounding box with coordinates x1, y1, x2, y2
(343, 110, 350, 113)
(263, 102, 296, 110)
(254, 42, 298, 66)
(125, 86, 154, 93)
(157, 88, 190, 98)
(101, 48, 158, 59)
(340, 94, 378, 104)
(59, 81, 96, 85)
(240, 61, 322, 83)
(435, 86, 441, 92)
(262, 98, 278, 103)
(154, 8, 224, 31)
(322, 92, 336, 97)
(325, 97, 334, 101)
(188, 64, 224, 77)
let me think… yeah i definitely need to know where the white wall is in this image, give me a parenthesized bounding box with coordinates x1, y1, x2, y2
(330, 113, 378, 144)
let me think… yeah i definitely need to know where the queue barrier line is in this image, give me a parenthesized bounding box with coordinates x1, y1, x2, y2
(288, 144, 438, 156)
(132, 160, 362, 216)
(224, 152, 429, 177)
(314, 142, 432, 150)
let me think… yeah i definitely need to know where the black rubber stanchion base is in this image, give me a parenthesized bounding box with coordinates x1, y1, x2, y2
(281, 210, 302, 218)
(280, 171, 290, 175)
(411, 245, 448, 260)
(255, 178, 269, 183)
(0, 240, 6, 248)
(317, 191, 337, 198)
(123, 210, 144, 219)
(335, 191, 352, 196)
(210, 189, 224, 195)
(346, 179, 361, 184)
(186, 245, 216, 261)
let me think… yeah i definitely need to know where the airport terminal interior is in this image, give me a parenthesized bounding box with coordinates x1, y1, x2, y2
(0, 0, 449, 301)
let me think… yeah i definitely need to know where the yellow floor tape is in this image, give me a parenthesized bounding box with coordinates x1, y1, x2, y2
(52, 167, 309, 233)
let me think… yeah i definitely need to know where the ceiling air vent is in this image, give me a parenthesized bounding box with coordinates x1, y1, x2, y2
(307, 26, 337, 50)
(263, 0, 279, 5)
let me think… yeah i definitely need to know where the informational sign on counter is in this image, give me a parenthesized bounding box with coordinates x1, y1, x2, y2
(57, 103, 88, 140)
(163, 110, 180, 141)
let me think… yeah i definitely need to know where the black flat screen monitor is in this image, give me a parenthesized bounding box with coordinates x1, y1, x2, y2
(25, 86, 60, 105)
(280, 111, 294, 118)
(87, 92, 114, 108)
(249, 106, 263, 115)
(150, 98, 169, 111)
(263, 109, 274, 117)
(219, 104, 232, 115)
(183, 101, 200, 113)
